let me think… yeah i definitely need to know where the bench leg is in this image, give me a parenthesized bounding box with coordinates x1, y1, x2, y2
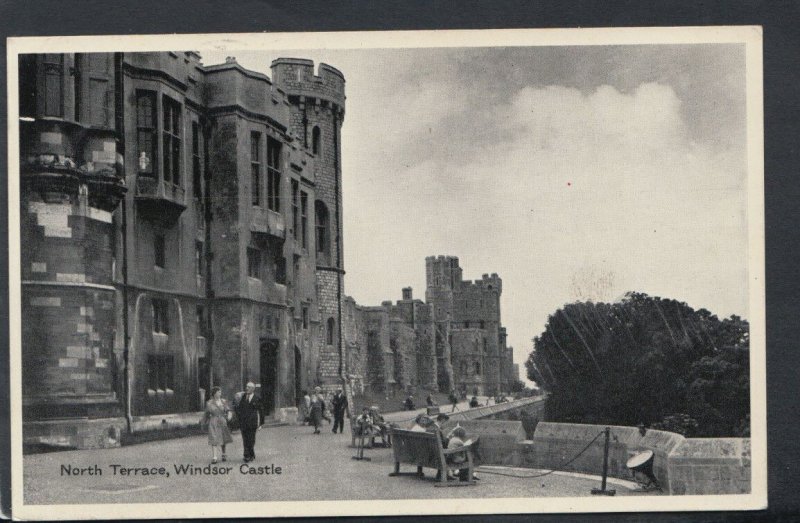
(389, 462, 400, 477)
(417, 465, 424, 477)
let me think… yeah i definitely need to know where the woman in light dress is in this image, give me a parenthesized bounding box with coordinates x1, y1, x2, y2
(203, 386, 233, 463)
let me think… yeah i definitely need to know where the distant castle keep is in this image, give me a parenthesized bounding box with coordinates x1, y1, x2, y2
(18, 52, 515, 449)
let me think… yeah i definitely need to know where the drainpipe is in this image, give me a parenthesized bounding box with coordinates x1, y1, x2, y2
(202, 121, 214, 391)
(333, 108, 344, 384)
(115, 52, 132, 432)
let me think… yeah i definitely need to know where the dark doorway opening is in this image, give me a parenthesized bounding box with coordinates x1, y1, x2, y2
(294, 346, 302, 407)
(260, 339, 278, 417)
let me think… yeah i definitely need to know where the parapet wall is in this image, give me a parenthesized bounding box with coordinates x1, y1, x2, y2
(515, 422, 750, 495)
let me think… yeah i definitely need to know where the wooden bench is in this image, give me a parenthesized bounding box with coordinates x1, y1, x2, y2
(388, 428, 477, 487)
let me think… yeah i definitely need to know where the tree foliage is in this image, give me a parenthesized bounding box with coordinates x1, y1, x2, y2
(525, 292, 749, 437)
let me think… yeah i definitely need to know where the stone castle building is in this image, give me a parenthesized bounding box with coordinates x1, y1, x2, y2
(18, 51, 514, 449)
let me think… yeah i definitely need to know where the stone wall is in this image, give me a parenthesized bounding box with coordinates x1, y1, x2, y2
(390, 319, 417, 392)
(516, 422, 751, 495)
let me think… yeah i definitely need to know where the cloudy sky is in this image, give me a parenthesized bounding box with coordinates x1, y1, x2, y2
(204, 44, 749, 383)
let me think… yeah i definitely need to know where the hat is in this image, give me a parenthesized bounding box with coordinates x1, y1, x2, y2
(417, 415, 434, 426)
(436, 413, 450, 422)
(369, 405, 379, 411)
(314, 386, 322, 391)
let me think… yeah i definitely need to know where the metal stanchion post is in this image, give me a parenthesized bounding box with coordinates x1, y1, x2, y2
(591, 427, 616, 496)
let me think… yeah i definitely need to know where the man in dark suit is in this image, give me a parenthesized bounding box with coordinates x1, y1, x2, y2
(331, 388, 348, 434)
(235, 381, 262, 462)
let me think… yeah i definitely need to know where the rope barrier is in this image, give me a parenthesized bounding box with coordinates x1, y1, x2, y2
(477, 430, 606, 479)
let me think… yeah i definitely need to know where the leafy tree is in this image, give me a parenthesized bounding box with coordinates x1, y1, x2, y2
(525, 292, 749, 437)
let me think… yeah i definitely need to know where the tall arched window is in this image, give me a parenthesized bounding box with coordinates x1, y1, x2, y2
(312, 126, 321, 155)
(474, 361, 481, 375)
(315, 200, 330, 256)
(326, 317, 335, 345)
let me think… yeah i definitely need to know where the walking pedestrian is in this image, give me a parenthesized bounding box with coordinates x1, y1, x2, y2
(331, 388, 349, 434)
(302, 390, 311, 424)
(201, 386, 233, 464)
(309, 386, 326, 434)
(235, 382, 262, 462)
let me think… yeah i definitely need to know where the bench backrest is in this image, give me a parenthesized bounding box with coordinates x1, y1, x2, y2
(390, 428, 445, 468)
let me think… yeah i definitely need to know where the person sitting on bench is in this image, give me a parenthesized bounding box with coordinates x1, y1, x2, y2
(369, 406, 391, 447)
(410, 414, 432, 432)
(445, 425, 479, 481)
(429, 412, 451, 469)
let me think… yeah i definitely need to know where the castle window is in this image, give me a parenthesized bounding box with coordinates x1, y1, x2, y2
(464, 321, 470, 328)
(147, 354, 174, 391)
(312, 126, 321, 155)
(302, 306, 309, 329)
(196, 305, 207, 338)
(460, 361, 467, 375)
(267, 237, 286, 285)
(326, 318, 335, 345)
(42, 54, 64, 117)
(291, 180, 299, 237)
(267, 137, 282, 212)
(315, 200, 330, 256)
(193, 122, 202, 199)
(136, 90, 157, 176)
(195, 241, 204, 277)
(152, 298, 169, 335)
(251, 132, 262, 206)
(162, 95, 182, 186)
(154, 234, 165, 268)
(247, 247, 261, 279)
(474, 361, 481, 375)
(483, 338, 487, 353)
(300, 191, 308, 249)
(480, 320, 485, 329)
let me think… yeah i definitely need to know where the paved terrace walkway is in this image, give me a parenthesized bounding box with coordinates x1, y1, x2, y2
(24, 400, 638, 505)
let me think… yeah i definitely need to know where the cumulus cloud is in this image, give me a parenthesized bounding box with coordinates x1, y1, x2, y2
(345, 80, 748, 377)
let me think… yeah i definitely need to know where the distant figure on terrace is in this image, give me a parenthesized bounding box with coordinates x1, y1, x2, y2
(403, 395, 415, 411)
(201, 386, 233, 464)
(469, 396, 480, 408)
(331, 388, 349, 434)
(426, 394, 435, 407)
(324, 391, 334, 424)
(449, 391, 459, 412)
(300, 390, 311, 424)
(355, 406, 374, 441)
(309, 386, 327, 434)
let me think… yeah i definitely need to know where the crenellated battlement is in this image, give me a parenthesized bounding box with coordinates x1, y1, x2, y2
(270, 58, 346, 111)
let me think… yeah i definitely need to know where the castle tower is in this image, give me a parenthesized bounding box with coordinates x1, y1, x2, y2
(271, 59, 346, 391)
(425, 255, 461, 392)
(19, 53, 127, 448)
